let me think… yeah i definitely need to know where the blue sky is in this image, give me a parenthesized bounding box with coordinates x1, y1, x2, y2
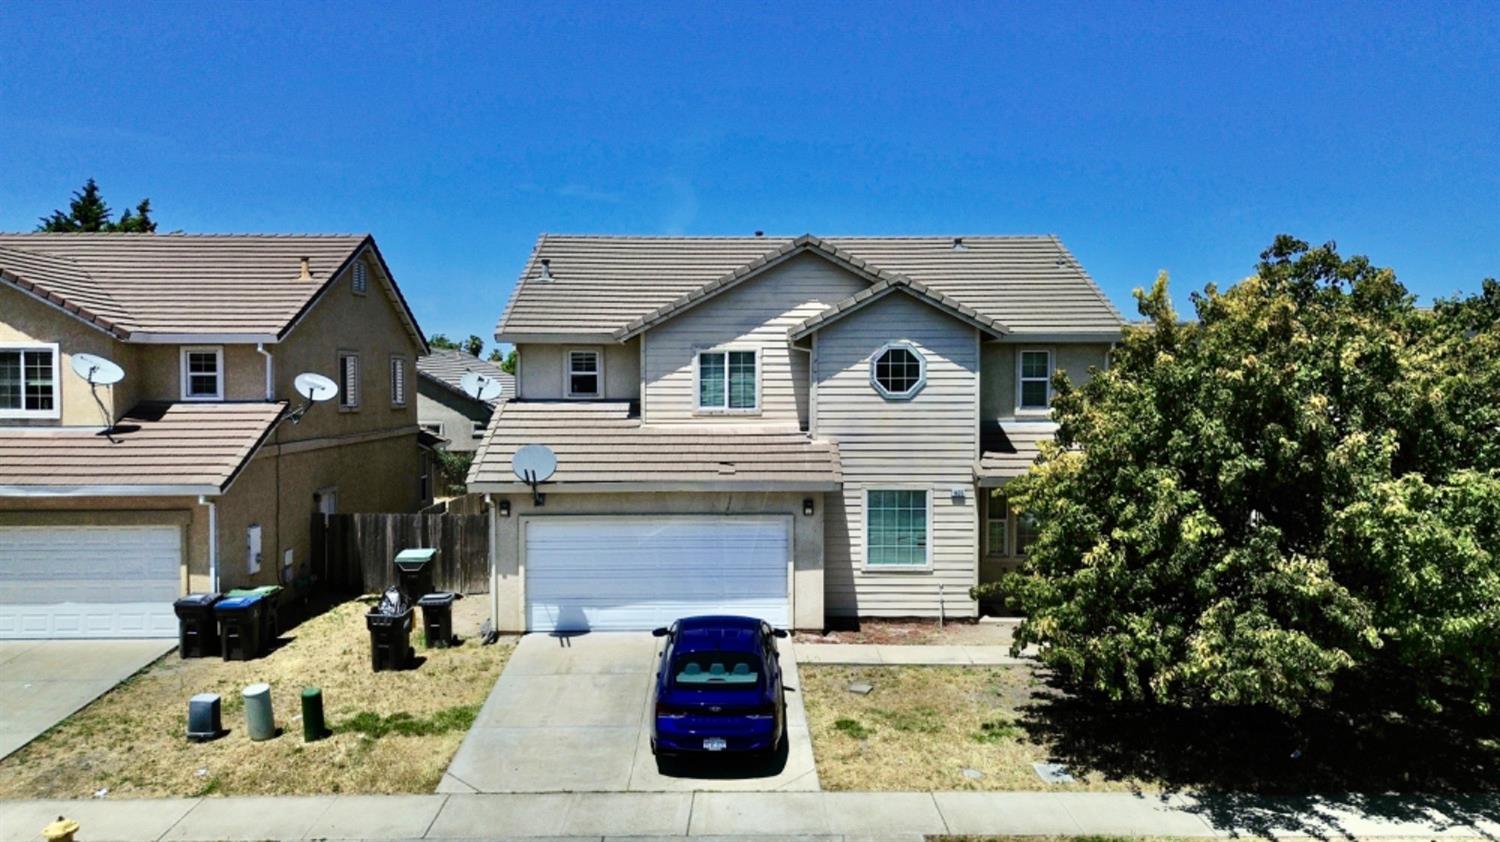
(2, 1, 1496, 350)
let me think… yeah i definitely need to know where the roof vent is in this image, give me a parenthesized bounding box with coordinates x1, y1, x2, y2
(951, 237, 968, 251)
(298, 256, 313, 281)
(538, 258, 555, 282)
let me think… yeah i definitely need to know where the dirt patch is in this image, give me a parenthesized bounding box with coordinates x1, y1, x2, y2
(802, 664, 1138, 792)
(795, 618, 1018, 647)
(0, 598, 514, 798)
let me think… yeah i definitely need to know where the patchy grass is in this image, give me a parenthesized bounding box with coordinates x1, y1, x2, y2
(0, 599, 513, 798)
(796, 618, 1016, 646)
(802, 664, 1142, 792)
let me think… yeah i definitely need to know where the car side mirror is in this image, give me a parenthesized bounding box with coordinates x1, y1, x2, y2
(772, 628, 788, 639)
(651, 627, 672, 638)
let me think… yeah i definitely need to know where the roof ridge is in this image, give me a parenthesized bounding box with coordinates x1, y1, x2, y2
(0, 232, 369, 239)
(533, 232, 1059, 240)
(1048, 235, 1127, 325)
(0, 247, 131, 336)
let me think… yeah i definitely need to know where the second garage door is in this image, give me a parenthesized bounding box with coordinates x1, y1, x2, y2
(524, 516, 790, 632)
(0, 525, 181, 639)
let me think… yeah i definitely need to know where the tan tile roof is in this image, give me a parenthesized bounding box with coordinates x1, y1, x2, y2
(497, 234, 1125, 340)
(468, 401, 842, 491)
(0, 401, 284, 495)
(977, 421, 1058, 485)
(416, 349, 514, 406)
(0, 233, 424, 345)
(788, 274, 1009, 341)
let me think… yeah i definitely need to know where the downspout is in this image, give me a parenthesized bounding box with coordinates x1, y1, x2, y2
(485, 493, 499, 632)
(256, 343, 274, 400)
(198, 495, 219, 594)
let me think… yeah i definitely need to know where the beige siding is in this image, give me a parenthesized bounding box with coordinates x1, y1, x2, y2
(0, 285, 140, 426)
(417, 383, 492, 452)
(516, 339, 639, 400)
(980, 342, 1110, 420)
(642, 253, 866, 426)
(815, 293, 979, 618)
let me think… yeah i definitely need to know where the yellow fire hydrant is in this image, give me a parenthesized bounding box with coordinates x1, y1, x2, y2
(42, 816, 79, 842)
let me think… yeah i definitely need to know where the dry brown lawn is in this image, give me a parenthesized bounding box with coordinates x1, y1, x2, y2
(796, 618, 1017, 647)
(0, 599, 512, 798)
(802, 664, 1145, 792)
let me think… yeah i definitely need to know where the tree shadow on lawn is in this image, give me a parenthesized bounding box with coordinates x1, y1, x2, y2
(1017, 671, 1500, 838)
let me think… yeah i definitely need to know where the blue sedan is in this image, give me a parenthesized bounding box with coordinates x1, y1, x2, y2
(650, 615, 788, 759)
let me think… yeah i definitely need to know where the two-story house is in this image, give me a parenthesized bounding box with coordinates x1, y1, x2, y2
(0, 233, 428, 638)
(416, 349, 514, 452)
(468, 234, 1124, 632)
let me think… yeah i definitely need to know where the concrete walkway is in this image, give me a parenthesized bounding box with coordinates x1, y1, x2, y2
(0, 639, 175, 758)
(792, 641, 1030, 666)
(3, 791, 1496, 841)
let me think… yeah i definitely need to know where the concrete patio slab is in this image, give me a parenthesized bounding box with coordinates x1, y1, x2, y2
(303, 794, 447, 839)
(560, 792, 691, 836)
(932, 791, 1085, 835)
(688, 792, 831, 835)
(0, 639, 174, 759)
(819, 792, 947, 835)
(1060, 792, 1215, 836)
(0, 797, 197, 842)
(426, 793, 572, 837)
(160, 795, 336, 841)
(442, 724, 641, 792)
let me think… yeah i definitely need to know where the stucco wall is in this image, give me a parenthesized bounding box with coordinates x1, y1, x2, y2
(980, 342, 1110, 421)
(416, 380, 493, 452)
(516, 338, 640, 401)
(488, 491, 824, 632)
(0, 285, 139, 425)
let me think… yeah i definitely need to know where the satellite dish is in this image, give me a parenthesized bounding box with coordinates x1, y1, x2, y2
(513, 443, 556, 506)
(460, 371, 504, 402)
(294, 372, 338, 403)
(71, 353, 125, 386)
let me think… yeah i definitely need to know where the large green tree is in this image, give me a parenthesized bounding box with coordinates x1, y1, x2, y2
(985, 236, 1499, 714)
(37, 178, 157, 232)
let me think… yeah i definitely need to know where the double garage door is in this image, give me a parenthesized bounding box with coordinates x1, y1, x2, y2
(0, 525, 181, 639)
(524, 516, 790, 632)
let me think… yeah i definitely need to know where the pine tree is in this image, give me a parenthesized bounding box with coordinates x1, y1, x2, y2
(37, 179, 157, 232)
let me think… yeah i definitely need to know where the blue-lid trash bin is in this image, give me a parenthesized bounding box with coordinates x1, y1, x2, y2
(214, 594, 265, 661)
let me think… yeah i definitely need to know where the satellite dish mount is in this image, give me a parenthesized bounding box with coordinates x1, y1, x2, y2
(290, 372, 339, 423)
(460, 371, 504, 402)
(512, 444, 557, 507)
(71, 353, 126, 441)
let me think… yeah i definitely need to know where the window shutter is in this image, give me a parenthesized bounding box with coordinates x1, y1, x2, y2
(353, 261, 368, 294)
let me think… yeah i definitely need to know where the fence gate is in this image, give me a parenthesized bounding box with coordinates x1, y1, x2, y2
(312, 512, 489, 595)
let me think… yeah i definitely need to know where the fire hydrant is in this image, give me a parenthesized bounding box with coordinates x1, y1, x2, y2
(43, 816, 80, 842)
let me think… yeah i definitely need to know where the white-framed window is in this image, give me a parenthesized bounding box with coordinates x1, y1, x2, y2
(695, 348, 759, 412)
(472, 421, 486, 440)
(870, 341, 926, 399)
(421, 422, 443, 437)
(0, 343, 60, 419)
(1014, 510, 1040, 556)
(180, 346, 224, 401)
(1018, 349, 1052, 411)
(985, 488, 1009, 558)
(389, 355, 406, 407)
(338, 351, 360, 409)
(566, 349, 601, 398)
(864, 488, 931, 568)
(352, 259, 368, 295)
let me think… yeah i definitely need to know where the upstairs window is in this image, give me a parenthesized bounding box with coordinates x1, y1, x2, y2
(1018, 349, 1052, 411)
(697, 349, 758, 412)
(389, 355, 406, 407)
(352, 260, 368, 295)
(870, 342, 926, 399)
(0, 344, 59, 419)
(567, 349, 600, 398)
(339, 351, 360, 409)
(180, 346, 224, 401)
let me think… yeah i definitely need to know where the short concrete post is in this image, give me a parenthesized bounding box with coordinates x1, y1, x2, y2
(42, 817, 79, 842)
(242, 682, 275, 741)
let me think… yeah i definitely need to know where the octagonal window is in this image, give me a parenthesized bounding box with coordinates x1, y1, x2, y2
(870, 342, 926, 399)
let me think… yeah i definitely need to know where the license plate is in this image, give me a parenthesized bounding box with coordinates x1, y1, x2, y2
(703, 737, 727, 751)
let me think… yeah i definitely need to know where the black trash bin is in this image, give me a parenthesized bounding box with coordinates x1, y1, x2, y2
(366, 588, 414, 671)
(214, 595, 265, 661)
(417, 592, 456, 648)
(227, 585, 283, 644)
(393, 549, 437, 601)
(173, 593, 222, 658)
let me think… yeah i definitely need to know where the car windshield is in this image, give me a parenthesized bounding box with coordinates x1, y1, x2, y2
(671, 650, 761, 687)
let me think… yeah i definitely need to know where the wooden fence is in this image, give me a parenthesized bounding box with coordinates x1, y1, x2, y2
(312, 512, 489, 595)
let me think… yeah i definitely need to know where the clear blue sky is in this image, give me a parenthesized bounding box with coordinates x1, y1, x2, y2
(3, 1, 1496, 349)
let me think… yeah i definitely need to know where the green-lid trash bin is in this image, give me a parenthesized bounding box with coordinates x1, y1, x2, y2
(393, 548, 438, 600)
(226, 585, 283, 642)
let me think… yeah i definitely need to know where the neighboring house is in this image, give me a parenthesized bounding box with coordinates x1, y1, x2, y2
(469, 234, 1125, 632)
(0, 233, 428, 639)
(416, 348, 514, 452)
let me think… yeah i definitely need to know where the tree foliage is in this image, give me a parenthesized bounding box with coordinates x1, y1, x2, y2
(498, 349, 517, 374)
(462, 335, 484, 357)
(428, 334, 458, 350)
(37, 178, 157, 232)
(983, 236, 1500, 714)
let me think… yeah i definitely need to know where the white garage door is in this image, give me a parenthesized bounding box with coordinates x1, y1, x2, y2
(524, 517, 790, 632)
(0, 525, 181, 639)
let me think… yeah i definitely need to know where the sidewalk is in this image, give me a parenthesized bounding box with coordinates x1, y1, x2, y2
(3, 790, 1496, 841)
(792, 642, 1031, 665)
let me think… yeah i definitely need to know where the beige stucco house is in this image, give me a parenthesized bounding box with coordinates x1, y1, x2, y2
(0, 233, 428, 638)
(468, 234, 1124, 632)
(416, 349, 513, 453)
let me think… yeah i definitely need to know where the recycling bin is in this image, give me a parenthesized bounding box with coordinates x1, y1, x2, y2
(393, 548, 437, 601)
(173, 593, 222, 658)
(227, 585, 283, 643)
(366, 587, 414, 671)
(214, 594, 265, 661)
(417, 592, 457, 649)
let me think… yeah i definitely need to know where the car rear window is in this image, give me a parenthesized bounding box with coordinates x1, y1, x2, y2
(672, 651, 761, 686)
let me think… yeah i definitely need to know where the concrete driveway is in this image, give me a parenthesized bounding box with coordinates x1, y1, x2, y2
(440, 632, 819, 793)
(0, 638, 175, 758)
